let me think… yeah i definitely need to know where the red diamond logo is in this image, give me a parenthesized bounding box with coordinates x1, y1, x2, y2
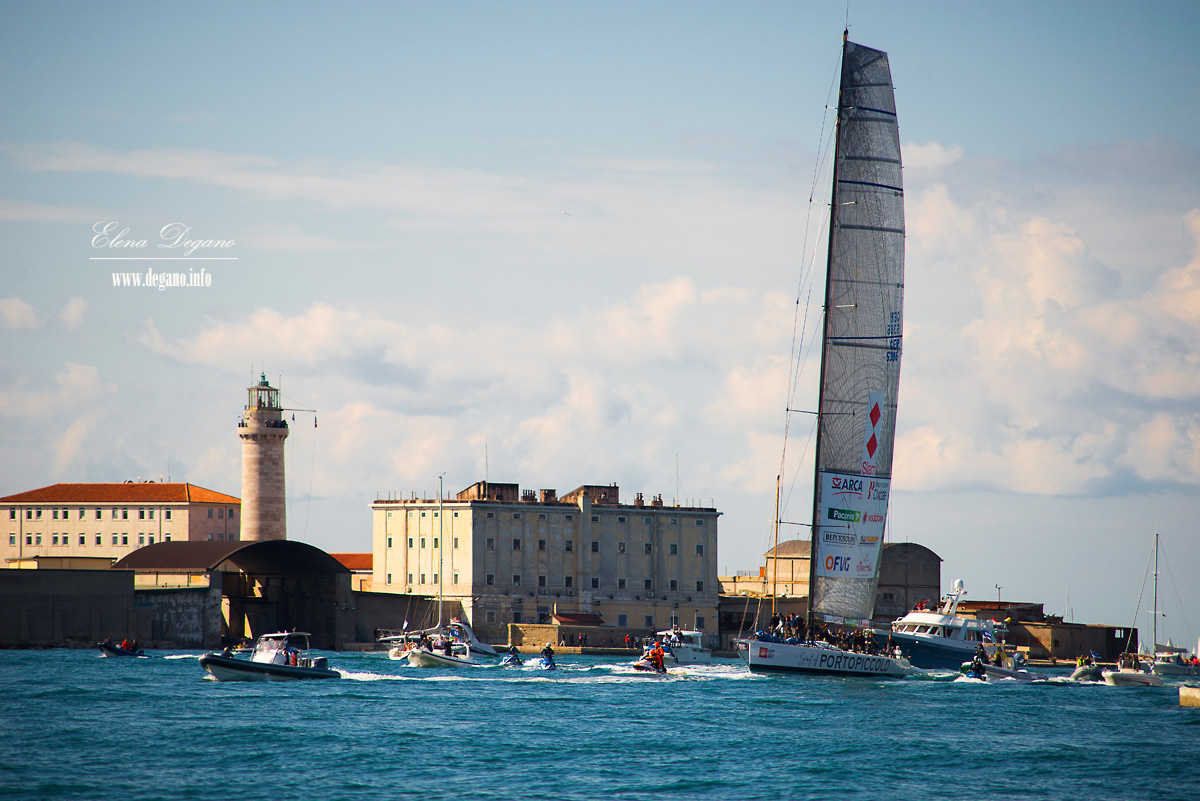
(869, 402, 881, 429)
(866, 433, 878, 458)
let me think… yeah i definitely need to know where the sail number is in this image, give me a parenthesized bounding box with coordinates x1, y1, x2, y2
(886, 313, 901, 362)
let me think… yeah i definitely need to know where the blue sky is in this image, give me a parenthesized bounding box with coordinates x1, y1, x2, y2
(2, 1, 1198, 650)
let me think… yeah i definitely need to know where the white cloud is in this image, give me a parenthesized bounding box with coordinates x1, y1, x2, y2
(0, 298, 43, 329)
(903, 141, 964, 170)
(0, 363, 115, 419)
(60, 297, 87, 330)
(51, 414, 95, 477)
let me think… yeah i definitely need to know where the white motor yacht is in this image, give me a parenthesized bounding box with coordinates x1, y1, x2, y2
(888, 580, 1005, 670)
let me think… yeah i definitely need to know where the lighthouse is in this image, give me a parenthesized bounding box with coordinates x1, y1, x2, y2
(239, 373, 288, 541)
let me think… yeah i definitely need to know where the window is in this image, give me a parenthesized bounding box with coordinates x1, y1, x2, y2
(695, 616, 706, 630)
(95, 535, 101, 545)
(669, 580, 678, 591)
(565, 514, 573, 521)
(512, 538, 521, 551)
(8, 535, 14, 545)
(512, 574, 522, 587)
(538, 513, 546, 520)
(432, 574, 438, 585)
(538, 539, 546, 551)
(696, 580, 705, 592)
(408, 537, 414, 548)
(644, 615, 654, 628)
(696, 519, 704, 526)
(617, 542, 626, 553)
(618, 578, 626, 589)
(453, 573, 459, 584)
(421, 511, 427, 518)
(421, 573, 426, 584)
(148, 509, 154, 520)
(432, 538, 438, 548)
(52, 535, 59, 545)
(513, 611, 523, 624)
(669, 517, 677, 525)
(387, 536, 393, 548)
(644, 516, 652, 524)
(644, 543, 652, 554)
(387, 573, 393, 585)
(218, 508, 225, 519)
(453, 511, 459, 518)
(96, 509, 103, 520)
(228, 508, 234, 518)
(138, 508, 145, 520)
(486, 512, 495, 519)
(670, 543, 678, 555)
(432, 512, 438, 518)
(591, 515, 599, 522)
(590, 541, 599, 553)
(148, 536, 154, 545)
(618, 516, 626, 523)
(695, 544, 704, 556)
(486, 573, 495, 586)
(591, 577, 600, 589)
(121, 534, 128, 546)
(35, 535, 41, 545)
(25, 535, 32, 545)
(387, 511, 392, 518)
(7, 510, 13, 520)
(453, 537, 459, 549)
(538, 575, 547, 587)
(420, 537, 426, 548)
(513, 513, 521, 520)
(164, 510, 171, 521)
(644, 579, 653, 591)
(564, 576, 573, 588)
(486, 611, 496, 623)
(138, 534, 145, 545)
(565, 540, 573, 552)
(53, 509, 59, 520)
(207, 508, 213, 519)
(408, 511, 414, 518)
(618, 614, 627, 627)
(486, 538, 495, 550)
(407, 573, 413, 584)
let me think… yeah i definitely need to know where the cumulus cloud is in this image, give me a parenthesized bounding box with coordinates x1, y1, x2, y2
(60, 297, 87, 330)
(0, 363, 116, 418)
(0, 298, 42, 329)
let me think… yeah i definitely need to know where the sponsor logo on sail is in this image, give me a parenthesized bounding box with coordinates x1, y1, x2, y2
(825, 555, 852, 572)
(823, 530, 856, 544)
(858, 534, 879, 545)
(828, 508, 860, 522)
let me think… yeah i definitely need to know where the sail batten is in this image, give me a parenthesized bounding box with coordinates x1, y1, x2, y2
(808, 38, 904, 627)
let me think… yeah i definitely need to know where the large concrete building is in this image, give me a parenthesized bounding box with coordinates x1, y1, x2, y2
(2, 482, 241, 565)
(371, 481, 720, 641)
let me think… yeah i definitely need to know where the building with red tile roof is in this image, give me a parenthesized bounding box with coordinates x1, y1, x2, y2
(2, 481, 241, 565)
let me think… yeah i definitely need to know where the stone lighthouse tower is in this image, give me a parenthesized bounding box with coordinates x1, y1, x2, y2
(238, 373, 288, 541)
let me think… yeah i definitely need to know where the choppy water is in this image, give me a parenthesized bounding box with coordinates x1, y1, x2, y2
(1, 649, 1197, 800)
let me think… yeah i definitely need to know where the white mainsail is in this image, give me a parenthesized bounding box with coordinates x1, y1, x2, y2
(809, 38, 904, 626)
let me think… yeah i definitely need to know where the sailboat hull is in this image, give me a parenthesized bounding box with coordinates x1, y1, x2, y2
(738, 639, 914, 678)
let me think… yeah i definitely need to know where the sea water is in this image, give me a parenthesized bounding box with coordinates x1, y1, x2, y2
(1, 649, 1197, 801)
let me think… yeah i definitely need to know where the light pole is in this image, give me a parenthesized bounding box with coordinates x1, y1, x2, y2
(995, 584, 1002, 604)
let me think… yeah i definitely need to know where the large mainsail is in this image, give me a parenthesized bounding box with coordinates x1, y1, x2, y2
(808, 38, 904, 625)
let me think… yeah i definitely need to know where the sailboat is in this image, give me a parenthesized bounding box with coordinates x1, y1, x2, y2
(1103, 533, 1166, 686)
(738, 33, 913, 678)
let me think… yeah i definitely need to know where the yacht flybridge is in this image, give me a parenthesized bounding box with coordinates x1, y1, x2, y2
(888, 580, 1006, 670)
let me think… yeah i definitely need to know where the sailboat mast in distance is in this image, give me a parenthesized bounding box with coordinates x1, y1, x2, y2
(807, 34, 905, 630)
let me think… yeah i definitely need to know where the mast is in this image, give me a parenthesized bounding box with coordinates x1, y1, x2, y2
(807, 31, 849, 633)
(1152, 531, 1159, 654)
(772, 474, 780, 616)
(438, 474, 444, 627)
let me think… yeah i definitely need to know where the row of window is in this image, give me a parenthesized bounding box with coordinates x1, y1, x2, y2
(384, 535, 708, 557)
(10, 532, 173, 547)
(381, 570, 707, 593)
(478, 610, 707, 629)
(7, 506, 234, 522)
(389, 509, 706, 527)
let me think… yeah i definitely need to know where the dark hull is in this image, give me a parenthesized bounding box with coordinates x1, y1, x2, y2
(99, 642, 146, 658)
(199, 653, 340, 681)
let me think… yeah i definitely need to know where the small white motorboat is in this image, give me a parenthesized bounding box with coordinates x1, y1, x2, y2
(1102, 654, 1163, 687)
(647, 629, 711, 666)
(405, 644, 480, 668)
(1151, 651, 1198, 678)
(960, 650, 1036, 682)
(199, 632, 339, 681)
